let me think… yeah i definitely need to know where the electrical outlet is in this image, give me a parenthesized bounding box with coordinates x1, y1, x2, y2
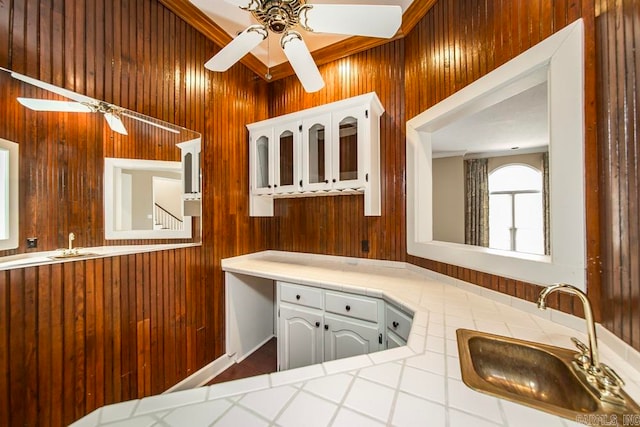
(361, 239, 369, 253)
(26, 237, 38, 248)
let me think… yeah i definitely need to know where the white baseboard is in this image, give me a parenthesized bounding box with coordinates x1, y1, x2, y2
(163, 334, 276, 394)
(163, 353, 235, 393)
(235, 334, 275, 364)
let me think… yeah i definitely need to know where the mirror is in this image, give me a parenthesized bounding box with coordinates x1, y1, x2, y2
(431, 78, 549, 256)
(0, 138, 19, 250)
(104, 158, 192, 240)
(406, 19, 585, 288)
(0, 66, 202, 256)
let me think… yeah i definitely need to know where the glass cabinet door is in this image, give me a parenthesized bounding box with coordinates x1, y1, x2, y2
(274, 123, 300, 193)
(332, 107, 366, 189)
(251, 131, 273, 195)
(257, 136, 270, 188)
(338, 116, 358, 181)
(303, 114, 332, 190)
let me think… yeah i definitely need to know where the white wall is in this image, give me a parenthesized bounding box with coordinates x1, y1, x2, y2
(432, 156, 465, 244)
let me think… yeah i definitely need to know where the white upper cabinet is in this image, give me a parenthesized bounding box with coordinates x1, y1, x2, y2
(247, 92, 384, 217)
(176, 138, 202, 217)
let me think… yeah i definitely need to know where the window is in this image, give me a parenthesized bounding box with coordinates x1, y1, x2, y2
(0, 138, 19, 250)
(489, 164, 544, 255)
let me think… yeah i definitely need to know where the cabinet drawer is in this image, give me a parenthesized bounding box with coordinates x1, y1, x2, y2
(386, 304, 412, 341)
(325, 292, 379, 323)
(279, 282, 323, 309)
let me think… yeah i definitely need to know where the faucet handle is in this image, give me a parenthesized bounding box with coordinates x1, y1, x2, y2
(571, 337, 589, 354)
(571, 337, 592, 369)
(600, 363, 625, 388)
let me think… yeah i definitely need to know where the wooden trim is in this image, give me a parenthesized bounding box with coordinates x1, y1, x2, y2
(267, 34, 403, 81)
(400, 0, 438, 35)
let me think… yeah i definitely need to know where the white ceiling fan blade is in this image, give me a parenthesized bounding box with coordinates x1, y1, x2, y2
(281, 32, 324, 93)
(11, 71, 98, 104)
(205, 25, 268, 72)
(16, 98, 93, 113)
(299, 4, 401, 39)
(104, 113, 128, 135)
(121, 111, 181, 134)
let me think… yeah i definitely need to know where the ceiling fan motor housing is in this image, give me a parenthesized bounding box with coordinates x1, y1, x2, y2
(252, 0, 305, 33)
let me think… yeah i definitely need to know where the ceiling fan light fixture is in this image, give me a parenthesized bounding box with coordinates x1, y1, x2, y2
(205, 25, 268, 72)
(281, 31, 324, 93)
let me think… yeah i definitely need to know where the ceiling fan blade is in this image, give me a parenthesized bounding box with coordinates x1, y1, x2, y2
(16, 98, 93, 113)
(281, 32, 324, 93)
(104, 113, 129, 135)
(299, 4, 401, 39)
(11, 71, 98, 104)
(121, 111, 181, 134)
(205, 25, 268, 72)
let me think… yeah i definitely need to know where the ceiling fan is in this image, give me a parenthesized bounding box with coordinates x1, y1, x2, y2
(10, 71, 180, 135)
(204, 0, 402, 92)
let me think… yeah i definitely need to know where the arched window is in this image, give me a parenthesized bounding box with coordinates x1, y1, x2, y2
(488, 164, 544, 255)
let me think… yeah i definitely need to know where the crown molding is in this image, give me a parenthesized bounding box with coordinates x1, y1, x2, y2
(400, 0, 438, 35)
(159, 0, 436, 82)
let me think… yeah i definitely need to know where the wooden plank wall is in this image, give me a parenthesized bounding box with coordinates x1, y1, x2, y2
(269, 42, 407, 261)
(0, 1, 270, 426)
(0, 248, 204, 426)
(267, 0, 602, 324)
(0, 70, 199, 256)
(596, 0, 640, 351)
(402, 1, 600, 326)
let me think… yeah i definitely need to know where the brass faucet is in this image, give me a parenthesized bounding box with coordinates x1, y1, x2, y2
(538, 283, 600, 375)
(537, 283, 627, 404)
(55, 232, 79, 257)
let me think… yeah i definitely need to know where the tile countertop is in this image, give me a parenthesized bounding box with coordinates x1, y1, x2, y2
(73, 251, 640, 427)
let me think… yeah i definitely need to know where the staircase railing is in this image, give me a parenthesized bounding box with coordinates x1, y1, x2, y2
(154, 203, 183, 230)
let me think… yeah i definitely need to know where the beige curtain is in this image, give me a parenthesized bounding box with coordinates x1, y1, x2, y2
(543, 152, 550, 255)
(465, 158, 489, 247)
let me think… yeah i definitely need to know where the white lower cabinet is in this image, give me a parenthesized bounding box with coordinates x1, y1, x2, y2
(279, 304, 323, 370)
(385, 330, 406, 349)
(277, 281, 386, 371)
(385, 304, 412, 349)
(323, 313, 382, 361)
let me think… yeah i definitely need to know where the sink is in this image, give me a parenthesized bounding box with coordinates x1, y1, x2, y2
(457, 329, 640, 421)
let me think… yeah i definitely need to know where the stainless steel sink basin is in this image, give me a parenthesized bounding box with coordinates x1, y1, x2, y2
(457, 329, 640, 421)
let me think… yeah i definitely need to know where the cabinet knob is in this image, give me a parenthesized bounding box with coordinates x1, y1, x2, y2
(345, 305, 351, 312)
(324, 324, 329, 330)
(315, 321, 320, 328)
(296, 294, 301, 300)
(299, 179, 303, 187)
(332, 178, 336, 183)
(324, 179, 329, 184)
(274, 184, 278, 188)
(268, 184, 272, 189)
(392, 321, 399, 328)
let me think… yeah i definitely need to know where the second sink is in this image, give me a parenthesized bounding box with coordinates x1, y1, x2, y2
(456, 329, 640, 422)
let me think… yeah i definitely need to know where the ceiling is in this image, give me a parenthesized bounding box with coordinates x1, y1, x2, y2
(188, 0, 414, 69)
(431, 82, 549, 157)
